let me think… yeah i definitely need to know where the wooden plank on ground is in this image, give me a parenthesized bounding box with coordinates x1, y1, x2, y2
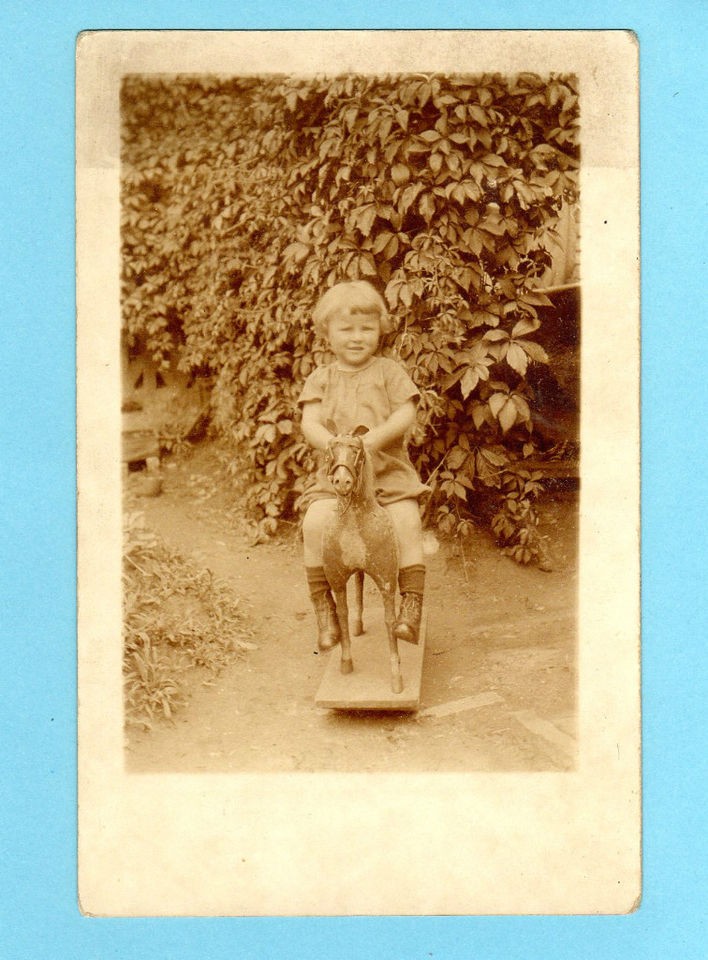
(419, 692, 503, 718)
(315, 606, 426, 712)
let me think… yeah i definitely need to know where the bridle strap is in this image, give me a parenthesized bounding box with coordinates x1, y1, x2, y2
(326, 441, 365, 498)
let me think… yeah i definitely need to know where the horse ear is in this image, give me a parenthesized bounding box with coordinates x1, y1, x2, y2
(351, 424, 369, 437)
(325, 418, 338, 435)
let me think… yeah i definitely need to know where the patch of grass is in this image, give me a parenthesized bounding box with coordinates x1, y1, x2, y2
(123, 511, 256, 729)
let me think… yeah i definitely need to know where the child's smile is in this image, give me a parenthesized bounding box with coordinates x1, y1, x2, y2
(328, 312, 380, 370)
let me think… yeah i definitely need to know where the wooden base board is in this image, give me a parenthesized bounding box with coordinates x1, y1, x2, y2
(315, 607, 426, 711)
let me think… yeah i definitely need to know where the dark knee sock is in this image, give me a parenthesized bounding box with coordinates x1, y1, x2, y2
(398, 564, 425, 596)
(306, 565, 330, 597)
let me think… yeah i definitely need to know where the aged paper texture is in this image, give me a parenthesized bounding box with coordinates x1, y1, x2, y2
(77, 30, 640, 915)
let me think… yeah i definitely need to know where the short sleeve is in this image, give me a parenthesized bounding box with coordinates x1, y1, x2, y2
(381, 357, 420, 410)
(297, 366, 328, 406)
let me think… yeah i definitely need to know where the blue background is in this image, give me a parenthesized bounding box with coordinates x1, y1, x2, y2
(1, 1, 705, 957)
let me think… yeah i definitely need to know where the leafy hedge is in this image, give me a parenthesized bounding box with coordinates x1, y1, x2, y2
(121, 72, 579, 560)
(123, 511, 254, 727)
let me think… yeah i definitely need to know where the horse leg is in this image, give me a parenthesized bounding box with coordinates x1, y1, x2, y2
(383, 590, 402, 694)
(333, 586, 353, 674)
(352, 570, 364, 635)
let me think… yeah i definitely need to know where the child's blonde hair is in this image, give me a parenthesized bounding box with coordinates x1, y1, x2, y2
(312, 280, 395, 339)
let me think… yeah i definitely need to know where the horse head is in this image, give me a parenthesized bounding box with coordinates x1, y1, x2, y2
(324, 424, 369, 500)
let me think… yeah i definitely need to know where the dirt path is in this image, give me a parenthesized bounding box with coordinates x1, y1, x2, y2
(125, 446, 578, 773)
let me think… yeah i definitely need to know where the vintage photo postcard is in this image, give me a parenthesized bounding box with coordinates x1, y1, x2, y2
(77, 30, 640, 915)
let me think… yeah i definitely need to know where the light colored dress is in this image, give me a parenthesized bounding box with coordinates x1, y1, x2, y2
(298, 355, 429, 508)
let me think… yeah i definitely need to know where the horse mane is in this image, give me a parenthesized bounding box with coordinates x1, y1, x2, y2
(355, 440, 377, 505)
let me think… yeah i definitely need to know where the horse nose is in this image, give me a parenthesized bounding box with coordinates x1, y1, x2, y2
(331, 469, 353, 495)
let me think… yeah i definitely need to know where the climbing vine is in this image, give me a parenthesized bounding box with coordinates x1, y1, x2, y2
(121, 72, 579, 560)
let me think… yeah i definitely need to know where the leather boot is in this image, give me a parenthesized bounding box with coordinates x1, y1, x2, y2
(394, 592, 423, 645)
(311, 590, 341, 651)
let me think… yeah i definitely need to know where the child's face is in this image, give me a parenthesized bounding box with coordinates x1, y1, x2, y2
(327, 309, 380, 369)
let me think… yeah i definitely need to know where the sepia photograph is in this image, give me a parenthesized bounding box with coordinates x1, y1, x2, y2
(77, 30, 639, 916)
(119, 67, 580, 774)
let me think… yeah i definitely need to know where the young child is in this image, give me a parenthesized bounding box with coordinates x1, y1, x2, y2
(298, 280, 428, 651)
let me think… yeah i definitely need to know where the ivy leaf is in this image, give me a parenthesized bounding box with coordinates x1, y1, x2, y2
(282, 241, 310, 265)
(516, 339, 549, 363)
(520, 290, 554, 307)
(481, 446, 508, 467)
(453, 482, 468, 500)
(479, 214, 506, 237)
(468, 104, 488, 127)
(378, 115, 393, 144)
(488, 392, 508, 418)
(372, 231, 395, 255)
(456, 267, 477, 292)
(342, 105, 358, 130)
(441, 368, 464, 391)
(399, 281, 413, 308)
(472, 402, 487, 430)
(450, 183, 467, 205)
(391, 163, 410, 186)
(463, 179, 483, 202)
(399, 182, 424, 215)
(471, 310, 499, 328)
(384, 234, 400, 260)
(511, 316, 541, 337)
(384, 278, 400, 309)
(547, 82, 563, 108)
(506, 342, 529, 376)
(498, 398, 518, 433)
(462, 228, 484, 257)
(512, 395, 531, 423)
(354, 204, 377, 237)
(358, 253, 378, 276)
(514, 181, 537, 207)
(475, 449, 502, 486)
(419, 192, 436, 224)
(460, 368, 479, 399)
(418, 82, 433, 108)
(478, 87, 493, 106)
(383, 139, 400, 164)
(456, 473, 475, 491)
(429, 152, 444, 175)
(336, 164, 352, 185)
(447, 446, 467, 470)
(482, 328, 509, 342)
(477, 128, 493, 151)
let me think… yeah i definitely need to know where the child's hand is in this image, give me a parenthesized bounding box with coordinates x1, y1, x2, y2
(301, 401, 335, 452)
(361, 401, 416, 452)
